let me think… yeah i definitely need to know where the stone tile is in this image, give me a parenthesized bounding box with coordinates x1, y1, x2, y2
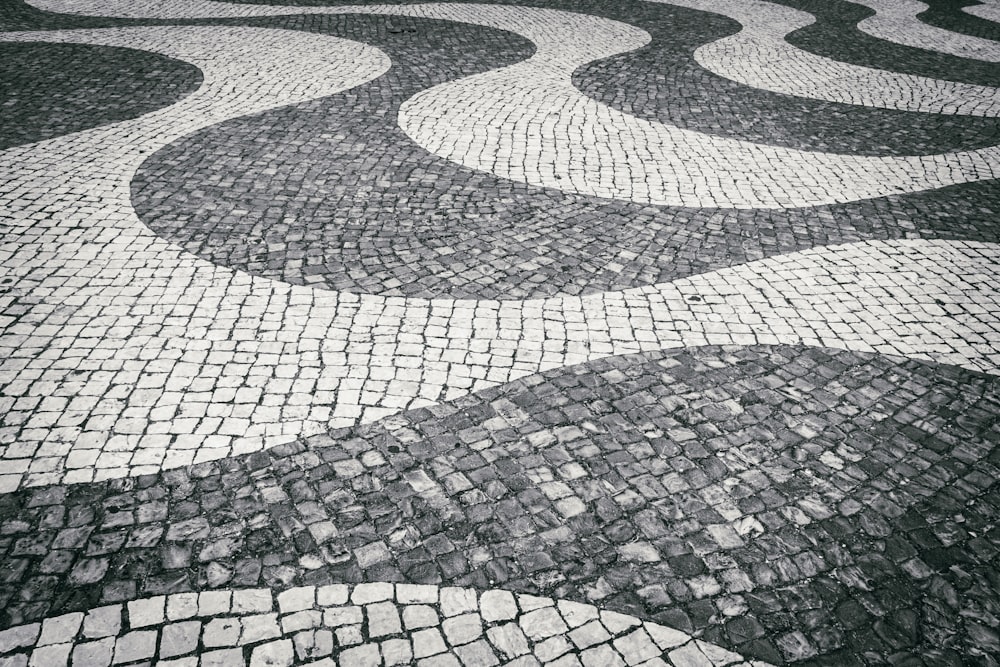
(0, 5, 998, 667)
(159, 621, 200, 659)
(249, 639, 294, 667)
(111, 630, 156, 664)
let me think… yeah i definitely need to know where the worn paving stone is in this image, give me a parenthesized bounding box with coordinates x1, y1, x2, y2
(130, 9, 1000, 298)
(0, 42, 203, 150)
(2, 0, 1000, 665)
(0, 583, 772, 666)
(0, 345, 996, 664)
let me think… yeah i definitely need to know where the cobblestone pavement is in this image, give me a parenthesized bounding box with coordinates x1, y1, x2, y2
(0, 0, 998, 665)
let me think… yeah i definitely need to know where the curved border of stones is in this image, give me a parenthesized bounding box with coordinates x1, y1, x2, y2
(644, 0, 1000, 116)
(966, 0, 1000, 25)
(0, 584, 773, 666)
(853, 0, 1000, 62)
(17, 0, 1000, 209)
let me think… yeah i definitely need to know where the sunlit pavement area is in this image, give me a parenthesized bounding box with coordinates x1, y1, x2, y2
(1, 0, 1000, 664)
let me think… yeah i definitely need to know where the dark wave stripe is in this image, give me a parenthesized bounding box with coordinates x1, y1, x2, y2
(0, 0, 148, 31)
(219, 0, 1000, 86)
(570, 0, 1000, 156)
(0, 345, 997, 666)
(129, 14, 1000, 299)
(919, 0, 1000, 42)
(216, 0, 1000, 154)
(0, 43, 203, 150)
(779, 0, 1000, 85)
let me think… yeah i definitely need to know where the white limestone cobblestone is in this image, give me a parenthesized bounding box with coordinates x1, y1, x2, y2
(2, 6, 1000, 492)
(18, 0, 1000, 208)
(853, 0, 1000, 62)
(965, 0, 1000, 24)
(0, 585, 773, 667)
(649, 0, 1000, 116)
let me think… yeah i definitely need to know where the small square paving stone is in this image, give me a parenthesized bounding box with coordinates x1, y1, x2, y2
(203, 618, 241, 647)
(157, 658, 198, 667)
(28, 643, 70, 667)
(443, 613, 482, 645)
(249, 639, 294, 667)
(128, 596, 165, 627)
(352, 582, 394, 604)
(201, 648, 245, 667)
(338, 644, 380, 667)
(280, 610, 321, 634)
(695, 640, 746, 665)
(241, 613, 281, 644)
(382, 638, 413, 665)
(199, 591, 232, 616)
(83, 606, 121, 639)
(570, 620, 611, 649)
(317, 584, 349, 606)
(323, 606, 362, 627)
(505, 657, 542, 667)
(534, 635, 572, 662)
(293, 629, 333, 660)
(487, 623, 530, 659)
(601, 611, 640, 634)
(335, 625, 363, 646)
(167, 594, 199, 621)
(644, 624, 689, 650)
(418, 655, 461, 667)
(667, 643, 714, 667)
(613, 628, 660, 664)
(413, 628, 448, 658)
(0, 656, 26, 667)
(38, 613, 83, 645)
(397, 584, 438, 604)
(0, 624, 39, 653)
(354, 542, 392, 569)
(71, 638, 114, 667)
(160, 621, 201, 658)
(403, 605, 439, 630)
(112, 630, 157, 664)
(440, 587, 478, 617)
(580, 644, 627, 667)
(558, 601, 599, 628)
(277, 586, 315, 614)
(519, 607, 568, 641)
(367, 601, 402, 637)
(232, 589, 273, 614)
(480, 590, 517, 622)
(518, 595, 553, 612)
(454, 638, 500, 666)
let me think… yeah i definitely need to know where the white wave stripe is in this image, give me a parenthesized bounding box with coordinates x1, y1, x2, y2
(21, 0, 1000, 209)
(650, 0, 1000, 117)
(854, 0, 1000, 61)
(376, 3, 1000, 209)
(966, 0, 1000, 24)
(1, 8, 998, 494)
(17, 0, 1000, 210)
(0, 585, 772, 667)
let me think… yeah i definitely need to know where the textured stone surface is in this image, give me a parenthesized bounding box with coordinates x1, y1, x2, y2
(0, 345, 998, 663)
(0, 584, 756, 667)
(1, 0, 999, 665)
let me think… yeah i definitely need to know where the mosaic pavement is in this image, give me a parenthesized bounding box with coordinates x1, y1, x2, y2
(0, 0, 999, 665)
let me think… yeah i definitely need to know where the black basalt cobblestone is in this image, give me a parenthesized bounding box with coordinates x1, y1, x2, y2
(1, 346, 997, 665)
(0, 0, 149, 30)
(918, 0, 1000, 43)
(780, 0, 1000, 86)
(571, 0, 1000, 156)
(0, 42, 203, 150)
(130, 11, 1000, 299)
